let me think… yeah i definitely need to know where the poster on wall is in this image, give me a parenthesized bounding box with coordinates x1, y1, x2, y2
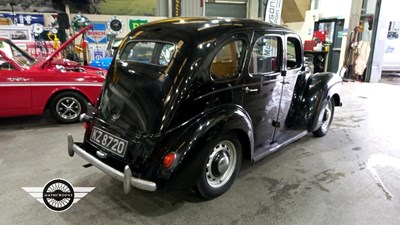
(94, 51, 104, 60)
(88, 45, 107, 60)
(264, 0, 283, 25)
(86, 23, 107, 43)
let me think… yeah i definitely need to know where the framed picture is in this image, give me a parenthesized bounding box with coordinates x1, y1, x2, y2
(0, 26, 32, 42)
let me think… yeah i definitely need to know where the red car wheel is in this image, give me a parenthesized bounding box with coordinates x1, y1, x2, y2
(49, 91, 88, 123)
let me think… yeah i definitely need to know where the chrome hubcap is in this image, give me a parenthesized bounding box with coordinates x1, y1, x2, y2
(217, 152, 230, 175)
(321, 101, 333, 130)
(56, 97, 81, 120)
(206, 140, 237, 188)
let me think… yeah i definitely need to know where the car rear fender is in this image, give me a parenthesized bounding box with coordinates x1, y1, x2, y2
(301, 72, 342, 132)
(160, 105, 254, 190)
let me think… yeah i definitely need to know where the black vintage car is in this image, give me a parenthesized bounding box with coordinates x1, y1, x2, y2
(67, 17, 342, 199)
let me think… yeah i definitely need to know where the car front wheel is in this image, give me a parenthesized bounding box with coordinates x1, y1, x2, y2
(49, 91, 87, 123)
(313, 97, 335, 137)
(196, 133, 242, 199)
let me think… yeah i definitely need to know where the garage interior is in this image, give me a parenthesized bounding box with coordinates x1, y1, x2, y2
(1, 0, 400, 224)
(1, 82, 398, 225)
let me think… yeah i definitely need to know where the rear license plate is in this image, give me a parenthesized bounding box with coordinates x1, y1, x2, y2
(90, 127, 128, 157)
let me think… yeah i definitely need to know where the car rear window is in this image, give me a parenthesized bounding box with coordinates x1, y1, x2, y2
(119, 41, 175, 66)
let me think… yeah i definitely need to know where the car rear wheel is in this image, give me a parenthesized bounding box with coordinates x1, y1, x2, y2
(313, 98, 335, 137)
(196, 133, 242, 199)
(49, 92, 87, 123)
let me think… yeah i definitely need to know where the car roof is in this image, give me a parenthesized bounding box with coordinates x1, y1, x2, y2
(131, 17, 295, 44)
(145, 17, 290, 32)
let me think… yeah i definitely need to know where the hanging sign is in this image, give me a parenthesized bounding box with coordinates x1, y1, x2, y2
(264, 0, 283, 25)
(0, 13, 44, 25)
(108, 16, 124, 34)
(94, 51, 104, 60)
(172, 0, 182, 17)
(71, 14, 91, 31)
(86, 23, 107, 43)
(129, 19, 148, 30)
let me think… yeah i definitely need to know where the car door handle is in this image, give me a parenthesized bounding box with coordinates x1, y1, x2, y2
(242, 87, 259, 94)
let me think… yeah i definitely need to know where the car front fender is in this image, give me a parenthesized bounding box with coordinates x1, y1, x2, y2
(301, 72, 342, 132)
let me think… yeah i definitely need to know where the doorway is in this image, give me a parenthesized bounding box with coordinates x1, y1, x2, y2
(315, 19, 344, 73)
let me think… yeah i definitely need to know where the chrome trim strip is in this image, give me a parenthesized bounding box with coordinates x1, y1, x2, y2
(0, 83, 29, 87)
(67, 134, 157, 192)
(31, 83, 103, 87)
(0, 82, 103, 87)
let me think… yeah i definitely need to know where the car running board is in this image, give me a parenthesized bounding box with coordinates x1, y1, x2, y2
(252, 130, 307, 162)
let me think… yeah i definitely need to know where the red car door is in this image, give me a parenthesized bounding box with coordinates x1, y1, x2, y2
(0, 61, 31, 116)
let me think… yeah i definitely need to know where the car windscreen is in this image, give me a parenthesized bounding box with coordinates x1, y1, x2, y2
(119, 41, 175, 66)
(0, 40, 36, 67)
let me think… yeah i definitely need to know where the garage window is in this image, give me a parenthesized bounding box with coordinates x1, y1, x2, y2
(210, 40, 244, 81)
(249, 36, 281, 75)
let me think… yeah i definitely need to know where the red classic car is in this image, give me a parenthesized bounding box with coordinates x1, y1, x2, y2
(0, 26, 106, 123)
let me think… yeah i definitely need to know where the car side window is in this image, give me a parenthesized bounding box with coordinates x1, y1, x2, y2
(287, 37, 302, 69)
(249, 36, 281, 75)
(159, 44, 175, 66)
(210, 40, 244, 81)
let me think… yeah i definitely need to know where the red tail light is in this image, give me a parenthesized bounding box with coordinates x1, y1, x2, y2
(163, 152, 176, 169)
(84, 121, 89, 129)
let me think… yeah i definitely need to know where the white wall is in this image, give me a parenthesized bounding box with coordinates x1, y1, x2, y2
(284, 10, 319, 42)
(371, 0, 400, 82)
(317, 0, 351, 19)
(366, 0, 377, 14)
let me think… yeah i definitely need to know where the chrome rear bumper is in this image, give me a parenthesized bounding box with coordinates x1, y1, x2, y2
(67, 134, 157, 193)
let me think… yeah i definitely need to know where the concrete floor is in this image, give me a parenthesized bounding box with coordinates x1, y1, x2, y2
(1, 82, 399, 225)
